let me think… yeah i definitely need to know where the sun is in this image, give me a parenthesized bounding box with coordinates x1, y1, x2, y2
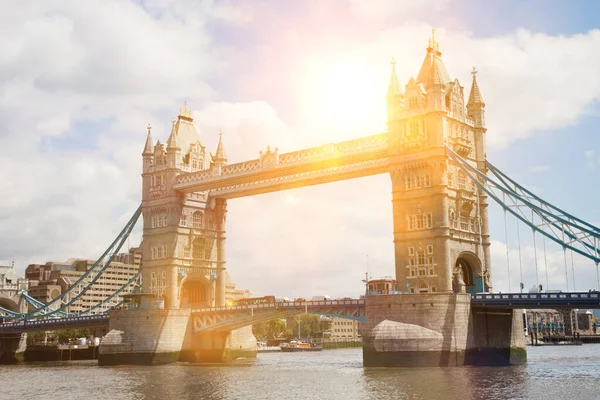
(300, 56, 387, 140)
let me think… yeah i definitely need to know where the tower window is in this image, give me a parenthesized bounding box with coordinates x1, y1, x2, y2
(193, 212, 203, 229)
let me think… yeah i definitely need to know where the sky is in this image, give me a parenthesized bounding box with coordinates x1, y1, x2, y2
(1, 0, 599, 299)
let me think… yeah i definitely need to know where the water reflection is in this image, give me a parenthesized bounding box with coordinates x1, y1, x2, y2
(1, 346, 599, 400)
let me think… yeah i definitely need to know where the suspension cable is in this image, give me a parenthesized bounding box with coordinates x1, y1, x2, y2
(503, 193, 512, 292)
(516, 218, 524, 292)
(533, 229, 540, 290)
(542, 236, 549, 290)
(562, 224, 570, 291)
(570, 250, 576, 292)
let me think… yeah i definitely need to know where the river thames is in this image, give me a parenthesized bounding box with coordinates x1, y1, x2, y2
(1, 345, 599, 400)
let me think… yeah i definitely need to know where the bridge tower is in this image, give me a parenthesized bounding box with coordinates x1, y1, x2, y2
(387, 31, 491, 295)
(141, 103, 227, 309)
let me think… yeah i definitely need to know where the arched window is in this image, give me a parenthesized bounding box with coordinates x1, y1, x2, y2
(193, 212, 203, 228)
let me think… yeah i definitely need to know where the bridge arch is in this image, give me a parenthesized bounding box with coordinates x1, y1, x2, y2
(179, 276, 212, 309)
(454, 251, 484, 294)
(0, 298, 20, 323)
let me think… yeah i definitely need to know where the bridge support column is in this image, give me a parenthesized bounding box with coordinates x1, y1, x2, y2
(99, 309, 190, 366)
(215, 198, 227, 307)
(180, 325, 257, 363)
(363, 293, 526, 367)
(0, 333, 26, 364)
(167, 266, 179, 309)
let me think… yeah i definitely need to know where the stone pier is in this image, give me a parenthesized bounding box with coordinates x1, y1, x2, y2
(99, 309, 256, 365)
(362, 293, 526, 367)
(0, 333, 26, 364)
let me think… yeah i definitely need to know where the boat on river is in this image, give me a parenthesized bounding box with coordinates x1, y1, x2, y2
(280, 341, 322, 352)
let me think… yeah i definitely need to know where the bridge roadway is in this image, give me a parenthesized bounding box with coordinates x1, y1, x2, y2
(1, 293, 599, 333)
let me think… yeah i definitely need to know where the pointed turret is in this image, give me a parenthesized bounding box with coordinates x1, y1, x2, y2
(143, 123, 153, 155)
(467, 67, 485, 107)
(467, 67, 486, 128)
(387, 57, 402, 98)
(166, 117, 180, 150)
(211, 130, 228, 167)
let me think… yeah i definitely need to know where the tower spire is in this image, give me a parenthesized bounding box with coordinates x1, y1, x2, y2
(143, 123, 153, 155)
(467, 67, 485, 106)
(211, 130, 228, 166)
(167, 117, 180, 149)
(387, 57, 402, 97)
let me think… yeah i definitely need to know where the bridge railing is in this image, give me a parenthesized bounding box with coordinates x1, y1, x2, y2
(473, 292, 600, 301)
(0, 314, 109, 332)
(191, 299, 364, 313)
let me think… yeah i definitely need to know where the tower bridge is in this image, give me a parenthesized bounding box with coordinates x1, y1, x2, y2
(2, 33, 599, 366)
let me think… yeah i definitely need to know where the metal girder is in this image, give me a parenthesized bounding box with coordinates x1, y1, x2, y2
(447, 146, 600, 264)
(192, 300, 365, 333)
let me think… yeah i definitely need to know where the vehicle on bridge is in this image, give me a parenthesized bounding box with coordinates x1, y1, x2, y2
(231, 296, 276, 306)
(311, 295, 331, 301)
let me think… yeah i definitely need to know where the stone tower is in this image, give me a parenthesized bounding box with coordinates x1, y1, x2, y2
(387, 32, 491, 295)
(141, 103, 228, 309)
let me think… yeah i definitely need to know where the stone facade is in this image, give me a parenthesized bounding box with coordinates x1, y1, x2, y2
(387, 33, 490, 295)
(140, 105, 229, 309)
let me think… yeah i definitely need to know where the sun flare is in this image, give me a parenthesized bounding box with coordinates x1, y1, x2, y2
(300, 56, 387, 140)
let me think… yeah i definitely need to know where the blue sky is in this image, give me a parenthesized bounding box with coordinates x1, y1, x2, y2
(0, 0, 598, 298)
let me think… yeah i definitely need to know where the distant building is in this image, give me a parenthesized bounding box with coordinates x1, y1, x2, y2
(224, 272, 251, 301)
(329, 317, 362, 339)
(25, 248, 141, 314)
(525, 309, 597, 336)
(1, 264, 28, 292)
(367, 277, 397, 295)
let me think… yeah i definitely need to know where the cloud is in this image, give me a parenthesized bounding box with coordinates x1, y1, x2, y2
(348, 0, 449, 22)
(0, 1, 224, 269)
(531, 165, 551, 172)
(585, 150, 599, 170)
(1, 2, 599, 302)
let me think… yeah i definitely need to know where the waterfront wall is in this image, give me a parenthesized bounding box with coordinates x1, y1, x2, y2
(363, 293, 526, 366)
(0, 333, 26, 364)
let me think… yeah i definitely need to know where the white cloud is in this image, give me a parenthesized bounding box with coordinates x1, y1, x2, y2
(531, 165, 551, 172)
(585, 150, 599, 170)
(2, 2, 599, 303)
(0, 1, 224, 270)
(348, 0, 449, 22)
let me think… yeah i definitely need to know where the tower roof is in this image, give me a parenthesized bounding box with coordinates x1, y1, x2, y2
(387, 57, 402, 97)
(467, 67, 485, 106)
(211, 130, 228, 165)
(142, 123, 153, 155)
(172, 101, 203, 154)
(416, 29, 451, 89)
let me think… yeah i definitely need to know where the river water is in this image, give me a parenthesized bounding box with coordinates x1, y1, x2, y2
(1, 346, 599, 400)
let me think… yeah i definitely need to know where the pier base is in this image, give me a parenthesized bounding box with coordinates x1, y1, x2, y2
(0, 333, 26, 364)
(99, 309, 257, 365)
(98, 308, 190, 366)
(362, 293, 526, 367)
(180, 325, 257, 363)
